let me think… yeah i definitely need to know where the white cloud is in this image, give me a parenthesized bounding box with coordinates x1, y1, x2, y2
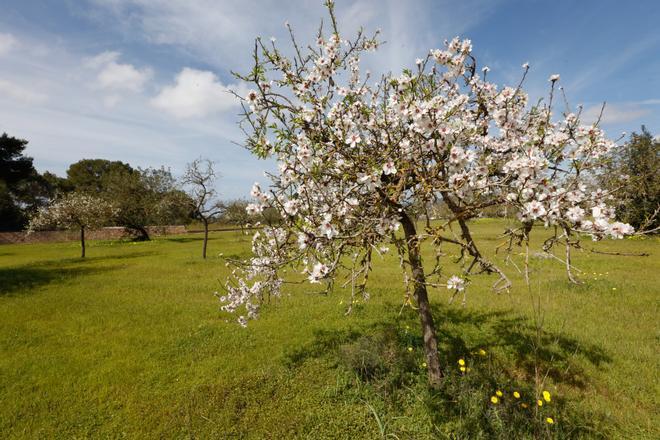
(582, 103, 651, 125)
(84, 50, 121, 68)
(0, 33, 16, 56)
(151, 68, 242, 119)
(85, 50, 153, 92)
(0, 79, 48, 104)
(103, 95, 121, 108)
(86, 0, 500, 74)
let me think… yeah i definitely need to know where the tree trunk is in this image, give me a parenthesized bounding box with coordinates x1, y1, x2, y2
(202, 218, 209, 259)
(399, 211, 443, 386)
(80, 226, 86, 258)
(133, 225, 150, 241)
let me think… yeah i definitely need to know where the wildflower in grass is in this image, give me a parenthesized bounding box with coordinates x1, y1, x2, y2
(521, 403, 529, 409)
(458, 359, 465, 366)
(490, 396, 499, 404)
(513, 391, 521, 399)
(537, 399, 543, 406)
(495, 390, 503, 397)
(407, 347, 413, 352)
(422, 362, 427, 368)
(546, 417, 555, 424)
(459, 366, 466, 372)
(543, 390, 551, 402)
(478, 349, 487, 356)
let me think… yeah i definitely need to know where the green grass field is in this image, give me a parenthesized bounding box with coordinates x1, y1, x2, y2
(1, 220, 658, 439)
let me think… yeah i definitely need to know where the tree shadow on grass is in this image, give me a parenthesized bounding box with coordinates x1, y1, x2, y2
(162, 236, 204, 243)
(54, 250, 156, 264)
(285, 304, 609, 388)
(282, 303, 612, 438)
(0, 261, 127, 296)
(435, 307, 610, 389)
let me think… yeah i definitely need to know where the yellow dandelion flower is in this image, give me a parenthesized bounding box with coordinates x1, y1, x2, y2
(422, 362, 427, 368)
(543, 391, 551, 402)
(458, 359, 465, 366)
(513, 391, 521, 399)
(478, 349, 487, 356)
(496, 390, 503, 397)
(407, 347, 413, 352)
(612, 287, 617, 291)
(490, 396, 499, 404)
(546, 417, 554, 424)
(460, 366, 466, 372)
(537, 399, 543, 407)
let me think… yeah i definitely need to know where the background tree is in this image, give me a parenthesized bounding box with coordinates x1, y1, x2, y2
(28, 192, 116, 258)
(103, 166, 190, 241)
(66, 159, 133, 195)
(0, 132, 62, 230)
(222, 199, 254, 233)
(220, 4, 634, 386)
(0, 133, 38, 230)
(599, 126, 659, 232)
(182, 158, 224, 258)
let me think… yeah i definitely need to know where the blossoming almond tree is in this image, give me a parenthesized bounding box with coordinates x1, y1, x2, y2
(28, 192, 116, 258)
(221, 1, 633, 385)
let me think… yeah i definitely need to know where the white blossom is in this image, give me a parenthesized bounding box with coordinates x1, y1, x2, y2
(309, 262, 329, 283)
(446, 276, 465, 291)
(382, 160, 397, 175)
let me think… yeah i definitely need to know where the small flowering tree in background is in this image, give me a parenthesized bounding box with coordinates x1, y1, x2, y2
(28, 192, 116, 258)
(182, 158, 225, 259)
(221, 1, 634, 385)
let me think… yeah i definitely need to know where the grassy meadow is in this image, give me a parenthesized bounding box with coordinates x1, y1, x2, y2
(0, 219, 658, 439)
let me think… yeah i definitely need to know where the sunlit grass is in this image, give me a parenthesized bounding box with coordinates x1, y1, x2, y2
(0, 220, 657, 438)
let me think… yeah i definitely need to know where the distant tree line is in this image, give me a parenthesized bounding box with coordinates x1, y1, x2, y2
(0, 132, 262, 240)
(5, 127, 654, 238)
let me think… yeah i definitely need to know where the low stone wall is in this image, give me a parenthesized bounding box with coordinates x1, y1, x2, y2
(0, 225, 187, 245)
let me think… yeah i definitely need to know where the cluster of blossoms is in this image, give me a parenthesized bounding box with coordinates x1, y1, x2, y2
(221, 5, 633, 328)
(28, 192, 116, 233)
(28, 192, 117, 258)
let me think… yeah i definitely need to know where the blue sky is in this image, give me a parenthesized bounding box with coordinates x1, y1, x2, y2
(1, 0, 658, 198)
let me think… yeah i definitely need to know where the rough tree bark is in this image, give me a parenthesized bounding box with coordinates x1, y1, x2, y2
(399, 210, 443, 386)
